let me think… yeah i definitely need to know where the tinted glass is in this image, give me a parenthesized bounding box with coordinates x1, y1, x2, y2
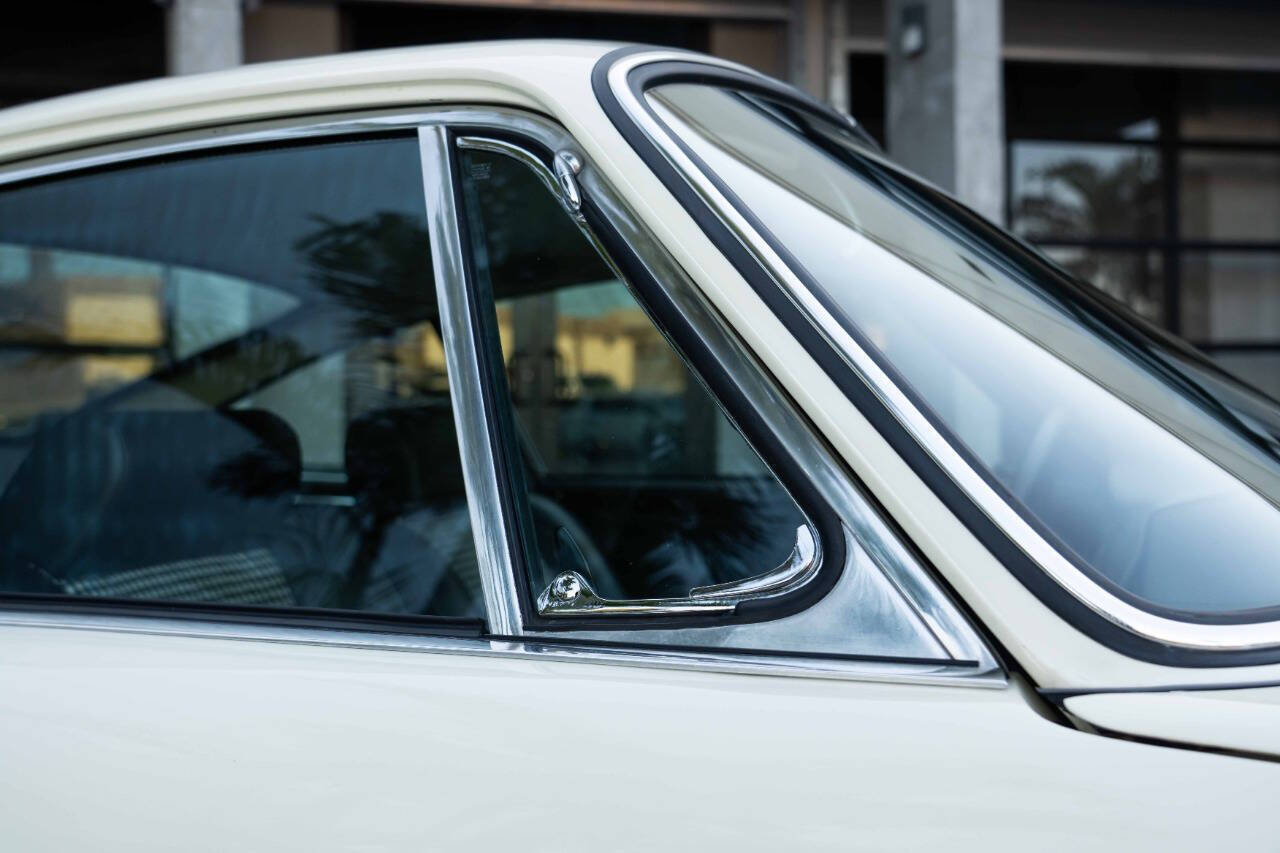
(1179, 150, 1280, 242)
(1179, 70, 1280, 142)
(1181, 251, 1280, 345)
(457, 145, 804, 601)
(651, 83, 1280, 616)
(1040, 247, 1164, 324)
(1010, 141, 1162, 240)
(0, 138, 483, 619)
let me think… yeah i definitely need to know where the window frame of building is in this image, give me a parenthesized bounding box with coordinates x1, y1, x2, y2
(1004, 63, 1280, 399)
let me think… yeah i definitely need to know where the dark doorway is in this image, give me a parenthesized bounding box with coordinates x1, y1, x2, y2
(342, 2, 711, 53)
(0, 0, 165, 108)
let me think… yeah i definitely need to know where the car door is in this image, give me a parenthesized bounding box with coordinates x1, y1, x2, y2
(0, 107, 1277, 852)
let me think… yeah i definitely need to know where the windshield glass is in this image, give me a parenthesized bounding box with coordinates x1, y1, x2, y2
(649, 82, 1280, 618)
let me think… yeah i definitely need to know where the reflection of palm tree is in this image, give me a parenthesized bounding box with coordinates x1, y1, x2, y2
(1016, 155, 1161, 238)
(295, 212, 436, 338)
(1016, 155, 1163, 319)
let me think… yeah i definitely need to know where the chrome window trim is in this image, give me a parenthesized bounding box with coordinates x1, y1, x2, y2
(420, 125, 523, 636)
(0, 608, 1004, 688)
(0, 104, 1001, 687)
(604, 50, 1280, 654)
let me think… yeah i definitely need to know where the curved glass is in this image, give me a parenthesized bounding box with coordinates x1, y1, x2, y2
(648, 82, 1280, 618)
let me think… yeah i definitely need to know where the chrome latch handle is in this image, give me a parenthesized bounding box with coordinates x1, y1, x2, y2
(552, 150, 582, 212)
(537, 525, 818, 618)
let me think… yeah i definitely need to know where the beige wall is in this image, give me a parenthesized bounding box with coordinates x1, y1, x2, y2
(244, 2, 341, 64)
(710, 19, 788, 79)
(847, 0, 1280, 71)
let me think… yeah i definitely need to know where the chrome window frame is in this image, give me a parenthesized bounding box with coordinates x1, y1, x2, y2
(0, 104, 1001, 687)
(599, 48, 1280, 658)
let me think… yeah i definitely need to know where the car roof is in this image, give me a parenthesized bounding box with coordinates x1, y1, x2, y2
(0, 40, 625, 166)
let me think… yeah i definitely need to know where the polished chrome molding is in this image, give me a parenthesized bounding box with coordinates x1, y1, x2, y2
(0, 101, 1000, 684)
(0, 608, 1006, 688)
(690, 525, 818, 600)
(420, 125, 524, 637)
(607, 50, 1280, 653)
(552, 150, 583, 211)
(538, 526, 817, 618)
(456, 136, 585, 218)
(0, 106, 564, 188)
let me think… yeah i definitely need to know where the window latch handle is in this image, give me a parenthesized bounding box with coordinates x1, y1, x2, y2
(537, 525, 818, 618)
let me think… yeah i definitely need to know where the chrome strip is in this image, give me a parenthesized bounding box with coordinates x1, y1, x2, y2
(0, 103, 1000, 685)
(538, 570, 737, 617)
(0, 609, 1005, 688)
(420, 125, 523, 636)
(0, 106, 569, 188)
(607, 50, 1280, 653)
(690, 525, 818, 600)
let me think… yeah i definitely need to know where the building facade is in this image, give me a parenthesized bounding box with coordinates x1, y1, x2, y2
(2, 0, 1278, 395)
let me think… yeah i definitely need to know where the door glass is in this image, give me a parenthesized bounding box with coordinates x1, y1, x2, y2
(0, 137, 483, 620)
(456, 145, 805, 602)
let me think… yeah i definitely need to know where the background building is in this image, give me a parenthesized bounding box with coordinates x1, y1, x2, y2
(3, 0, 1278, 395)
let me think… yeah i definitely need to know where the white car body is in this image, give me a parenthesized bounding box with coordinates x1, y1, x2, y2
(0, 41, 1277, 850)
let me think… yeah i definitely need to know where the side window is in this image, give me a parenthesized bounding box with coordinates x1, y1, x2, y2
(457, 144, 806, 605)
(0, 137, 483, 620)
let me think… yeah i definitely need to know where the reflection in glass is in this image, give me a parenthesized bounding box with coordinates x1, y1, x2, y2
(1180, 150, 1280, 242)
(1181, 251, 1280, 343)
(1180, 70, 1280, 142)
(652, 82, 1280, 615)
(0, 137, 483, 619)
(1010, 141, 1162, 240)
(1041, 247, 1164, 323)
(458, 145, 804, 601)
(1210, 351, 1280, 403)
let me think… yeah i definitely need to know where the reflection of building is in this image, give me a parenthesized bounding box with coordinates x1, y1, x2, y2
(3, 0, 1278, 395)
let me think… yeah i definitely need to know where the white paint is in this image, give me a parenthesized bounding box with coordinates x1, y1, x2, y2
(0, 623, 1277, 851)
(1066, 688, 1280, 758)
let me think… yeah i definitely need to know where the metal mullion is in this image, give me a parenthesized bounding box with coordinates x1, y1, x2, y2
(1175, 138, 1280, 153)
(1160, 71, 1182, 334)
(1195, 341, 1280, 353)
(418, 124, 523, 637)
(1009, 134, 1161, 148)
(1033, 238, 1280, 252)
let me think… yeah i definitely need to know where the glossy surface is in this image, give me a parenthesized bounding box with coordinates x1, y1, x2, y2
(1065, 688, 1280, 758)
(0, 624, 1276, 850)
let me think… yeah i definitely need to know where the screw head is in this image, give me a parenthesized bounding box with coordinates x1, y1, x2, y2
(550, 572, 582, 602)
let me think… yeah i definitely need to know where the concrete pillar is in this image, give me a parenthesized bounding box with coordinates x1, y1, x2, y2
(789, 0, 830, 97)
(886, 0, 1004, 223)
(167, 0, 243, 76)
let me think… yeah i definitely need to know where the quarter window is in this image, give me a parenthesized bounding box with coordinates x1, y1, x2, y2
(456, 143, 807, 606)
(0, 137, 483, 619)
